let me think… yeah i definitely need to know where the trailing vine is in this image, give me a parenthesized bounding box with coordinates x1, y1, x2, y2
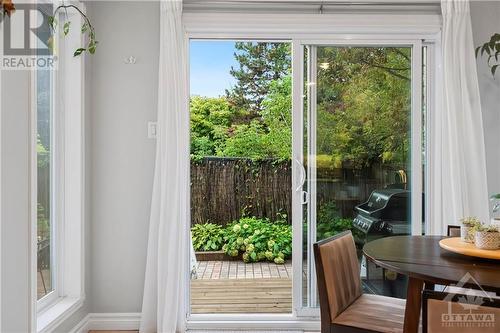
(1, 1, 97, 57)
(49, 4, 98, 56)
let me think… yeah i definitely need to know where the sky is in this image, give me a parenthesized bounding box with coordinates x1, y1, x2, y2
(190, 41, 238, 97)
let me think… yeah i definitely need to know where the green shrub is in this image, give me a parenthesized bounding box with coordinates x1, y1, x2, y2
(223, 217, 292, 264)
(191, 223, 225, 251)
(303, 202, 359, 241)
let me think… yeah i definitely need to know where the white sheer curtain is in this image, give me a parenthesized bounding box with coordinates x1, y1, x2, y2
(140, 1, 189, 332)
(430, 0, 489, 235)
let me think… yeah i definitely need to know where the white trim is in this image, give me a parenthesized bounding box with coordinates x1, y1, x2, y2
(35, 1, 86, 330)
(69, 313, 142, 333)
(37, 297, 84, 333)
(411, 40, 424, 236)
(291, 40, 304, 315)
(67, 312, 319, 333)
(184, 12, 441, 39)
(423, 41, 437, 235)
(305, 45, 318, 308)
(186, 10, 441, 330)
(69, 312, 319, 333)
(187, 319, 320, 331)
(29, 61, 39, 333)
(183, 0, 441, 15)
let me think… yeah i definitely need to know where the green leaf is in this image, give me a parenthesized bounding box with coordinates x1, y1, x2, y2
(88, 40, 98, 55)
(73, 48, 86, 57)
(63, 21, 70, 36)
(481, 44, 488, 56)
(491, 65, 499, 76)
(81, 23, 88, 33)
(48, 16, 57, 30)
(475, 46, 481, 58)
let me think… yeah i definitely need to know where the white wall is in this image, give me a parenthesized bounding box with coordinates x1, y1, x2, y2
(470, 1, 500, 200)
(86, 1, 159, 314)
(1, 70, 33, 333)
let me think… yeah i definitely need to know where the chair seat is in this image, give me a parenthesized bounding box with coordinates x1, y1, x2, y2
(332, 294, 407, 333)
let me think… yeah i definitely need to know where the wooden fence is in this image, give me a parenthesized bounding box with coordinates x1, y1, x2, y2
(191, 157, 403, 226)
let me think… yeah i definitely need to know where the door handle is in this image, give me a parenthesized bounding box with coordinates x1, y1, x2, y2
(294, 159, 306, 192)
(301, 190, 309, 204)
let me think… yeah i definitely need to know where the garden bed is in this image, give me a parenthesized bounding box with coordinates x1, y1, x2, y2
(195, 250, 241, 261)
(195, 250, 292, 261)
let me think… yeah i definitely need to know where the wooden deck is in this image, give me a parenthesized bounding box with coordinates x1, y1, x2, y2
(191, 278, 292, 314)
(195, 260, 293, 279)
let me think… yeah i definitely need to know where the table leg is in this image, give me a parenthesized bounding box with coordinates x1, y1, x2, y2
(403, 277, 424, 333)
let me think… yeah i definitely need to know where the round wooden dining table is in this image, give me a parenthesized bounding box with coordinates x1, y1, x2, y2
(363, 235, 500, 333)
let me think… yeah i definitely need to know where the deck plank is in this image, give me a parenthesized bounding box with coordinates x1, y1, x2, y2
(190, 278, 292, 314)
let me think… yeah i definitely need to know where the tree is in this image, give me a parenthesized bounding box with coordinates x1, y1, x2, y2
(221, 76, 292, 160)
(315, 47, 411, 168)
(226, 42, 291, 116)
(190, 96, 235, 159)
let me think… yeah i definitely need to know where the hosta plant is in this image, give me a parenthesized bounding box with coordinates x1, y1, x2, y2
(223, 217, 292, 264)
(191, 223, 224, 251)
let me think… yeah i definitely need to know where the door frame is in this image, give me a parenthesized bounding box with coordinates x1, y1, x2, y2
(292, 39, 430, 317)
(184, 11, 442, 330)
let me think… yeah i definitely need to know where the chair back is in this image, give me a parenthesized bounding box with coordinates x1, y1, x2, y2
(423, 290, 500, 333)
(314, 230, 362, 325)
(447, 225, 461, 237)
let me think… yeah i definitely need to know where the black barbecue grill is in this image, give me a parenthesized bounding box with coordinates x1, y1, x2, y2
(353, 188, 418, 246)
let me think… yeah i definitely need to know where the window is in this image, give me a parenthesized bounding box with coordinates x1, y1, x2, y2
(34, 5, 85, 331)
(36, 63, 55, 302)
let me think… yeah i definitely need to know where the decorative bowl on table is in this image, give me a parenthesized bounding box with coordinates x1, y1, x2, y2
(474, 225, 500, 250)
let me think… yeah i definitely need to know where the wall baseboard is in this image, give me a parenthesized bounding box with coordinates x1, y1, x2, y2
(69, 312, 141, 333)
(69, 312, 320, 332)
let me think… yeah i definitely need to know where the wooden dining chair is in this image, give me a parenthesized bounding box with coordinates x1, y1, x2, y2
(423, 289, 500, 333)
(447, 225, 461, 237)
(314, 231, 408, 333)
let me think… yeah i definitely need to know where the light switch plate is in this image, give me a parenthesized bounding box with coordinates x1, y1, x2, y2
(148, 121, 157, 139)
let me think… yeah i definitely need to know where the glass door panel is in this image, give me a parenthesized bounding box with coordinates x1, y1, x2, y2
(297, 44, 423, 310)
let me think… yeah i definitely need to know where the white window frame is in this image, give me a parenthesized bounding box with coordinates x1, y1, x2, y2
(184, 9, 441, 331)
(31, 2, 86, 332)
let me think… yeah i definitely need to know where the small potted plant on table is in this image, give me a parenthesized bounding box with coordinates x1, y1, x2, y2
(460, 217, 481, 243)
(474, 225, 500, 250)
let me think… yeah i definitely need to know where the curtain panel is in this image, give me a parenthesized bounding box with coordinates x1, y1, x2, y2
(431, 0, 490, 234)
(140, 1, 189, 332)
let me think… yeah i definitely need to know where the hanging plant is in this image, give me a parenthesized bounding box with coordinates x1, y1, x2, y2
(1, 1, 97, 57)
(49, 4, 98, 56)
(476, 33, 500, 76)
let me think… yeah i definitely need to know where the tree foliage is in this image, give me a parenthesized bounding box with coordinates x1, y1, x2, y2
(190, 44, 412, 168)
(226, 42, 291, 115)
(315, 47, 411, 167)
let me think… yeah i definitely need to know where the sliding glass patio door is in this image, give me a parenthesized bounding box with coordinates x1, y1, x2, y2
(292, 41, 425, 313)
